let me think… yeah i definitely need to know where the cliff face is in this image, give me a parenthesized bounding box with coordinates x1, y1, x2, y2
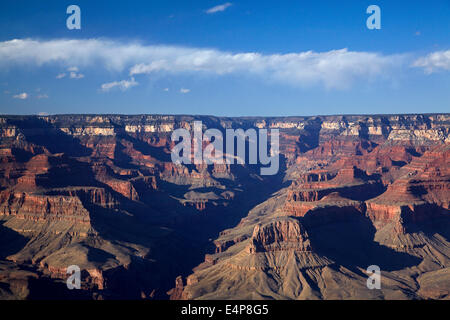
(0, 113, 449, 300)
(248, 218, 312, 253)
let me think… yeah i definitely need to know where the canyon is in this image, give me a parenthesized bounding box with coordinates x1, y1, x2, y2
(0, 113, 448, 300)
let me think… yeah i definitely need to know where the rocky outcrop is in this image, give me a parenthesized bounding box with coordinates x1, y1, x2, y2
(0, 191, 90, 223)
(247, 218, 311, 253)
(167, 276, 187, 300)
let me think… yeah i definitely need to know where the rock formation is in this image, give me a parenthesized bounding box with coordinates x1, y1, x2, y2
(0, 113, 448, 299)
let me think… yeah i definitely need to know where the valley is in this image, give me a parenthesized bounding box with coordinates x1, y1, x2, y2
(0, 114, 448, 300)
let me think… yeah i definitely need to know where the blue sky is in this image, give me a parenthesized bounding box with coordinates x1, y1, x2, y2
(0, 0, 449, 116)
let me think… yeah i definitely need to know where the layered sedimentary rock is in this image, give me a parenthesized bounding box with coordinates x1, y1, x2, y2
(247, 218, 311, 253)
(175, 114, 450, 300)
(0, 113, 449, 300)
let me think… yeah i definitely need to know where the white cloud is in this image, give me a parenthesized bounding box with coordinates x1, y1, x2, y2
(101, 77, 138, 92)
(0, 38, 168, 71)
(206, 2, 232, 14)
(413, 50, 450, 74)
(130, 48, 404, 89)
(69, 71, 84, 79)
(37, 94, 49, 99)
(180, 88, 190, 94)
(56, 67, 84, 79)
(13, 92, 28, 99)
(0, 38, 409, 89)
(164, 88, 169, 92)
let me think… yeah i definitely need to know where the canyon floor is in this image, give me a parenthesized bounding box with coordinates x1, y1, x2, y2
(0, 114, 449, 300)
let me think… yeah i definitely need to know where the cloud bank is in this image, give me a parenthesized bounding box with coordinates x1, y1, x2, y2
(128, 48, 404, 89)
(0, 38, 443, 90)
